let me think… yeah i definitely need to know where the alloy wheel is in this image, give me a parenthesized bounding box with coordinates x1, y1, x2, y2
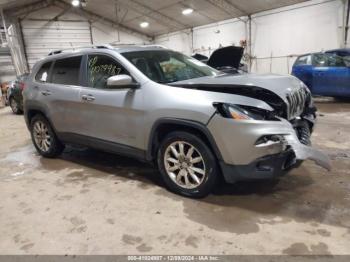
(164, 141, 206, 189)
(33, 121, 51, 152)
(10, 98, 18, 113)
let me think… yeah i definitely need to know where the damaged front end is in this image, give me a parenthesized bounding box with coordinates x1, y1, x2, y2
(170, 73, 330, 182)
(208, 101, 330, 183)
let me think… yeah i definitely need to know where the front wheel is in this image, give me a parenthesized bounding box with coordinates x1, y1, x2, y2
(157, 131, 219, 198)
(30, 114, 64, 158)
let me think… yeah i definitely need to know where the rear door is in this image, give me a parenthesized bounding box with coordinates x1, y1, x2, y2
(37, 55, 83, 134)
(312, 53, 350, 96)
(74, 53, 144, 149)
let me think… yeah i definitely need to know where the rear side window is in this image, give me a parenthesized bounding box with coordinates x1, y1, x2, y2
(294, 55, 310, 66)
(51, 56, 82, 85)
(35, 62, 52, 83)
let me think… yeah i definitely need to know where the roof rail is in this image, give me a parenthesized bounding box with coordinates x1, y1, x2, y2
(48, 44, 114, 56)
(109, 44, 167, 49)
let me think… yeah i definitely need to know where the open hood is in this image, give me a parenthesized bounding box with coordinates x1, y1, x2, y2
(207, 46, 244, 69)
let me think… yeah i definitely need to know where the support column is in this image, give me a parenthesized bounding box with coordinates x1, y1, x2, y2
(247, 15, 252, 72)
(344, 0, 350, 47)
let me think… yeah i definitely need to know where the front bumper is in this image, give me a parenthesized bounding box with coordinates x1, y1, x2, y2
(219, 149, 297, 183)
(207, 115, 331, 182)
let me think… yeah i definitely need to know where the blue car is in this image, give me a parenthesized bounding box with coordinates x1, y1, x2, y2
(292, 51, 350, 97)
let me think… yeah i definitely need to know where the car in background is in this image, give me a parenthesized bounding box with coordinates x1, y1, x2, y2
(292, 52, 350, 98)
(7, 74, 29, 114)
(192, 46, 248, 73)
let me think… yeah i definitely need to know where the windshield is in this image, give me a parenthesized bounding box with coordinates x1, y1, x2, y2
(122, 50, 221, 83)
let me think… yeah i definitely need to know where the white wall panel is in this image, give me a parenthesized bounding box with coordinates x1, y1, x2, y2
(250, 0, 343, 74)
(0, 54, 16, 82)
(20, 5, 149, 70)
(91, 21, 150, 46)
(154, 18, 246, 57)
(192, 19, 246, 57)
(21, 20, 91, 69)
(154, 0, 345, 75)
(155, 31, 192, 55)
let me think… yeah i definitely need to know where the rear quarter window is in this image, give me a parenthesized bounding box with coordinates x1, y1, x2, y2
(294, 55, 311, 66)
(35, 62, 52, 83)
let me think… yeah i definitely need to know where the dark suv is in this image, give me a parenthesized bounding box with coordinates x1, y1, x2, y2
(7, 74, 29, 114)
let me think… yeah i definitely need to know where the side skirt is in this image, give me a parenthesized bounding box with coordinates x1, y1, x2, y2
(57, 132, 147, 161)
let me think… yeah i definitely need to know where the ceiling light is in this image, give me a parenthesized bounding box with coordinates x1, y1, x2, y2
(71, 0, 80, 7)
(182, 8, 193, 15)
(140, 22, 149, 28)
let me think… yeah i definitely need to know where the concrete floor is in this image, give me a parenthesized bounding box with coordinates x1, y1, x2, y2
(0, 99, 349, 255)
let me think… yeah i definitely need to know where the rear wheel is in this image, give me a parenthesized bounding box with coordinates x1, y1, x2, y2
(9, 97, 21, 114)
(30, 114, 64, 158)
(157, 131, 219, 198)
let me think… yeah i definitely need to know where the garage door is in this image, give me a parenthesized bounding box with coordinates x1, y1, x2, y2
(21, 20, 92, 69)
(0, 52, 16, 82)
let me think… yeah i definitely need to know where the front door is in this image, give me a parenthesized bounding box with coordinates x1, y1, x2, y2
(76, 53, 144, 150)
(292, 54, 313, 88)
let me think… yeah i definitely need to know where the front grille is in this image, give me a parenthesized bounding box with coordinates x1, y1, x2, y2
(296, 125, 311, 145)
(292, 120, 311, 145)
(286, 88, 307, 119)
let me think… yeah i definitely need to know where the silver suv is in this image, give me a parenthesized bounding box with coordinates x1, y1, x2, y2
(23, 45, 330, 198)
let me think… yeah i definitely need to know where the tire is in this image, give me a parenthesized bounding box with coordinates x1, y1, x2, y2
(9, 97, 22, 114)
(157, 131, 219, 198)
(30, 114, 64, 158)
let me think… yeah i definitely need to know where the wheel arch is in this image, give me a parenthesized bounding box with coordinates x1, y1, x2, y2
(24, 104, 57, 134)
(146, 118, 223, 163)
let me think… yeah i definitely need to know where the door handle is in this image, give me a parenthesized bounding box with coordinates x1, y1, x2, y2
(41, 90, 52, 96)
(82, 94, 95, 101)
(314, 71, 324, 76)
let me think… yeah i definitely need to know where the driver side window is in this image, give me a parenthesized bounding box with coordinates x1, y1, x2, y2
(87, 55, 129, 89)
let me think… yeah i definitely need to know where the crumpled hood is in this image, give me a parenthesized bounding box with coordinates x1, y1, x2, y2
(171, 73, 303, 103)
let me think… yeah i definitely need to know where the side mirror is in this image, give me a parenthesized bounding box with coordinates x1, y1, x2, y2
(107, 75, 139, 89)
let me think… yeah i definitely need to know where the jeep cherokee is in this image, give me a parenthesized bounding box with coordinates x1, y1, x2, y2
(23, 45, 330, 198)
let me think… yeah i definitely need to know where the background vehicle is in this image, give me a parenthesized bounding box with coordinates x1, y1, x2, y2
(292, 52, 350, 97)
(7, 74, 29, 114)
(192, 46, 248, 73)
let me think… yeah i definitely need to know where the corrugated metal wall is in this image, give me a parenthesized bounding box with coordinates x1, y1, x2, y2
(21, 20, 92, 69)
(0, 51, 16, 82)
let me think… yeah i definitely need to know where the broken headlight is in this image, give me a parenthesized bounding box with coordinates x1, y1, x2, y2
(213, 103, 276, 120)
